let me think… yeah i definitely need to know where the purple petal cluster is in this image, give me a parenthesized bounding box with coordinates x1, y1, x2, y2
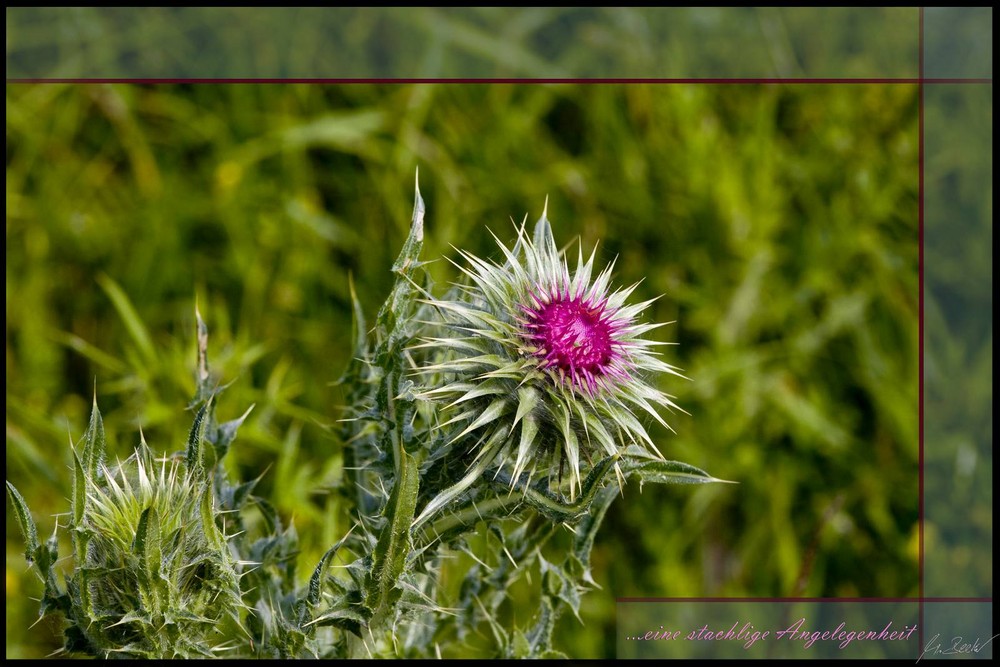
(521, 289, 633, 395)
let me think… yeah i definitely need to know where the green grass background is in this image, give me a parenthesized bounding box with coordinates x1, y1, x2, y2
(6, 79, 929, 658)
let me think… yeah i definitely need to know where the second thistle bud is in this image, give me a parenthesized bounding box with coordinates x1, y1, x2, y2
(75, 442, 245, 658)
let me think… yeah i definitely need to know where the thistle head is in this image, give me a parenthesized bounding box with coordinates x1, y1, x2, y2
(416, 208, 684, 498)
(73, 443, 244, 658)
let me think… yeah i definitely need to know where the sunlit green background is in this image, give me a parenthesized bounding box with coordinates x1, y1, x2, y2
(6, 7, 990, 661)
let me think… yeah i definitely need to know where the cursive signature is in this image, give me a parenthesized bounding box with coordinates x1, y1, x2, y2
(917, 633, 998, 662)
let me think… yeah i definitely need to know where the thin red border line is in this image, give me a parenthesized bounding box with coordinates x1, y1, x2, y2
(4, 77, 993, 84)
(615, 597, 992, 603)
(918, 5, 925, 656)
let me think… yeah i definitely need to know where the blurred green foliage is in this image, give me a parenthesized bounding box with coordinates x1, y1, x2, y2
(6, 8, 919, 79)
(6, 80, 926, 659)
(923, 82, 993, 599)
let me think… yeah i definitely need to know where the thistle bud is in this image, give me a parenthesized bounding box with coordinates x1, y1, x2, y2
(74, 445, 244, 658)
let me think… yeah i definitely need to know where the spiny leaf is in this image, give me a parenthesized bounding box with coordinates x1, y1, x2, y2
(213, 404, 255, 459)
(37, 530, 60, 585)
(348, 273, 367, 359)
(572, 483, 619, 584)
(81, 394, 106, 478)
(71, 449, 87, 528)
(254, 496, 282, 535)
(539, 555, 581, 620)
(70, 449, 90, 569)
(200, 483, 224, 551)
(494, 455, 618, 524)
(415, 494, 520, 547)
(621, 457, 733, 487)
(6, 481, 39, 563)
(227, 474, 262, 511)
(186, 398, 213, 477)
(367, 447, 419, 622)
(523, 591, 559, 655)
(392, 170, 425, 276)
(419, 455, 620, 547)
(336, 272, 371, 388)
(539, 648, 569, 659)
(476, 594, 510, 652)
(132, 506, 162, 580)
(300, 528, 357, 624)
(305, 606, 367, 636)
(374, 172, 426, 362)
(510, 628, 532, 659)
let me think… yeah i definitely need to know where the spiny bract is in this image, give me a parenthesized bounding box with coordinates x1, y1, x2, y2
(415, 207, 684, 498)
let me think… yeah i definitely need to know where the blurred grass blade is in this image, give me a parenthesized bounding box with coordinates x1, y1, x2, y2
(415, 9, 571, 78)
(51, 331, 129, 374)
(97, 274, 157, 367)
(278, 110, 385, 151)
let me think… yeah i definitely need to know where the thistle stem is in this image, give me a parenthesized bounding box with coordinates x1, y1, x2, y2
(419, 494, 523, 545)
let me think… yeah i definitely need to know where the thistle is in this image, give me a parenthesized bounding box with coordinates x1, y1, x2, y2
(8, 180, 722, 660)
(415, 206, 684, 499)
(5, 398, 248, 659)
(72, 441, 246, 658)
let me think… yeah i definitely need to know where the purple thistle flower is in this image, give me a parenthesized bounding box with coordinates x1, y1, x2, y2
(414, 206, 684, 507)
(521, 291, 633, 396)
